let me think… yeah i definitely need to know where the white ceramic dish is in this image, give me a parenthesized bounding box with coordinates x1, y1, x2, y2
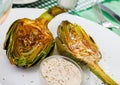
(39, 55, 83, 85)
(13, 0, 38, 4)
(0, 8, 120, 85)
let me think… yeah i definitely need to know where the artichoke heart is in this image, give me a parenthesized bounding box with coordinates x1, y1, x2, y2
(56, 20, 118, 85)
(4, 6, 66, 67)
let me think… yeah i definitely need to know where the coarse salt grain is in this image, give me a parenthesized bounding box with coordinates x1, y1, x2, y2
(40, 55, 82, 85)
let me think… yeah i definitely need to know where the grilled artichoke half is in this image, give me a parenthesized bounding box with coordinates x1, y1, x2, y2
(56, 20, 118, 85)
(4, 6, 66, 67)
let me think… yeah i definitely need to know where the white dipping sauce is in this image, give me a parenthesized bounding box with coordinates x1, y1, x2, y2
(40, 55, 82, 85)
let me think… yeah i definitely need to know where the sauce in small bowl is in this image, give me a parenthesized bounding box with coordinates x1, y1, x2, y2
(39, 55, 83, 85)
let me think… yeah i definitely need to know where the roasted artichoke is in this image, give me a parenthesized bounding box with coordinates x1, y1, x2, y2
(4, 6, 66, 67)
(56, 20, 118, 85)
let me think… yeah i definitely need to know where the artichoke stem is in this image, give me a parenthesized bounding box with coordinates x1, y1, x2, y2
(88, 62, 118, 85)
(38, 6, 67, 22)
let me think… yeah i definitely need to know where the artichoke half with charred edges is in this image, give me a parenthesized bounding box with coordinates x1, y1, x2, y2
(56, 20, 118, 85)
(4, 6, 66, 67)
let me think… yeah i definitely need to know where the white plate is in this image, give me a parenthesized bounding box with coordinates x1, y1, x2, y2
(0, 8, 120, 85)
(13, 0, 38, 4)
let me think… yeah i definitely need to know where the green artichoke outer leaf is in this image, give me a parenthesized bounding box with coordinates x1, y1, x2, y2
(4, 6, 66, 67)
(4, 20, 19, 50)
(56, 20, 118, 85)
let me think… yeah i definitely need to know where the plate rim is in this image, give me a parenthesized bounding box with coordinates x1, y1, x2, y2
(13, 0, 38, 4)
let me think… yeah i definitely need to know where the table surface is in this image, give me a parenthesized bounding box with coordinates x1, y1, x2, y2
(12, 0, 120, 36)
